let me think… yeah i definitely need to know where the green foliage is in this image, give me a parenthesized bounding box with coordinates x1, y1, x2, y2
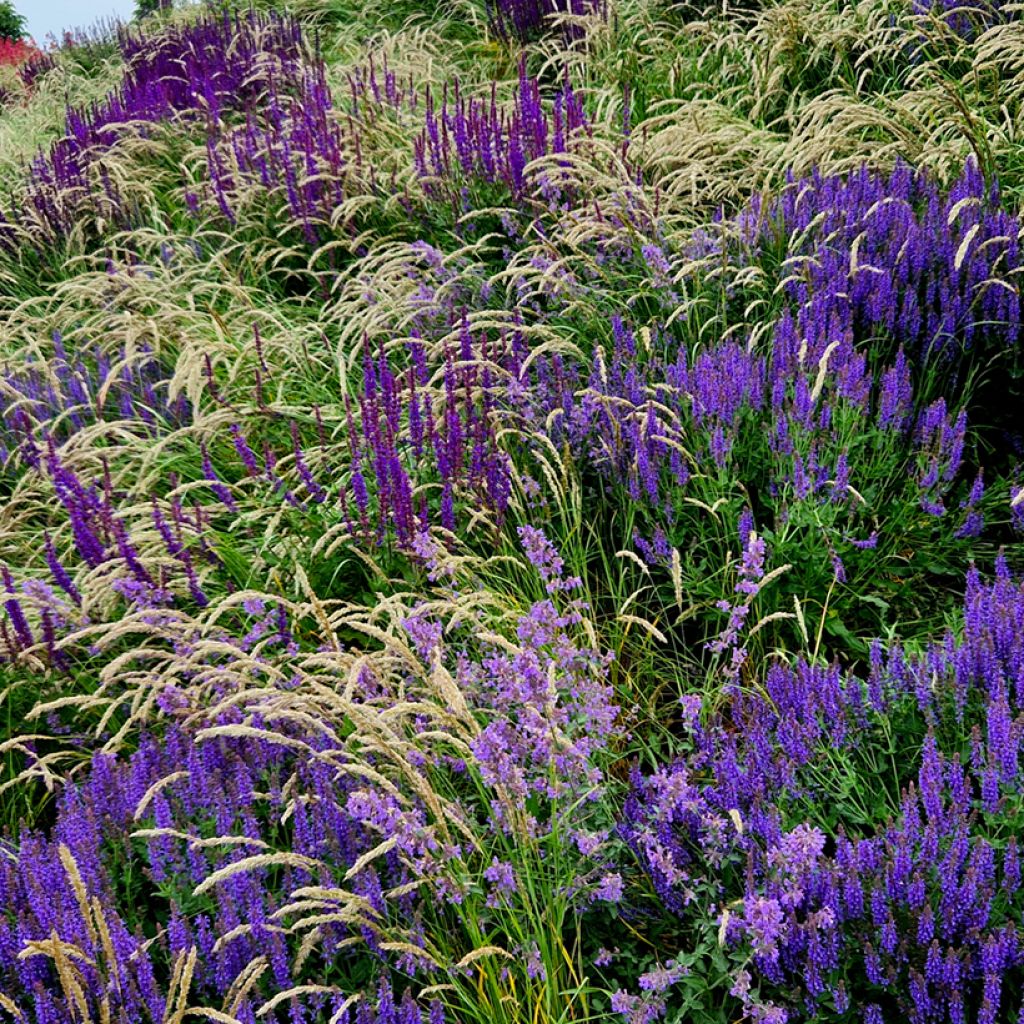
(134, 0, 169, 17)
(0, 1, 24, 41)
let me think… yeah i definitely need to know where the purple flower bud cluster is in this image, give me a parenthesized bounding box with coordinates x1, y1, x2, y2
(486, 0, 605, 45)
(205, 62, 349, 246)
(342, 327, 511, 548)
(400, 528, 619, 811)
(619, 561, 1024, 1022)
(706, 160, 1023, 366)
(912, 0, 1009, 40)
(204, 49, 410, 237)
(511, 299, 979, 584)
(0, 434, 239, 663)
(915, 399, 968, 516)
(414, 60, 589, 207)
(0, 545, 82, 665)
(0, 529, 618, 1019)
(17, 48, 58, 90)
(707, 528, 767, 676)
(0, 723, 448, 1023)
(461, 593, 618, 802)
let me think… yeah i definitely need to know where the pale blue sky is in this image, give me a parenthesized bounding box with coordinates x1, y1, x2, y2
(23, 0, 136, 45)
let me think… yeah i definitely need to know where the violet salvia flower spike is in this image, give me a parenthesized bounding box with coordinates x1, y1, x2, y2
(486, 0, 605, 44)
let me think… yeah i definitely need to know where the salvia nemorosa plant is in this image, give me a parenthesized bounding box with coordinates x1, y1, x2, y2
(486, 0, 605, 44)
(340, 322, 512, 547)
(618, 560, 1024, 1023)
(694, 161, 1024, 451)
(510, 303, 996, 661)
(1, 720, 450, 1023)
(911, 0, 1011, 41)
(415, 59, 590, 212)
(207, 61, 348, 246)
(193, 50, 602, 267)
(0, 331, 189, 471)
(192, 317, 513, 556)
(16, 47, 56, 88)
(202, 53, 596, 248)
(473, 158, 1024, 662)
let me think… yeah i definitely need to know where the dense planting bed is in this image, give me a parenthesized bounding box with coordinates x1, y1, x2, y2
(0, 0, 1023, 1021)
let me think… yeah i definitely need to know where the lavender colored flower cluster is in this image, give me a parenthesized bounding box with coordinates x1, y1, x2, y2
(703, 161, 1023, 365)
(911, 0, 1010, 40)
(1, 722, 446, 1023)
(341, 325, 512, 546)
(0, 529, 618, 1020)
(460, 595, 618, 802)
(204, 61, 348, 245)
(199, 50, 595, 250)
(619, 560, 1024, 1022)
